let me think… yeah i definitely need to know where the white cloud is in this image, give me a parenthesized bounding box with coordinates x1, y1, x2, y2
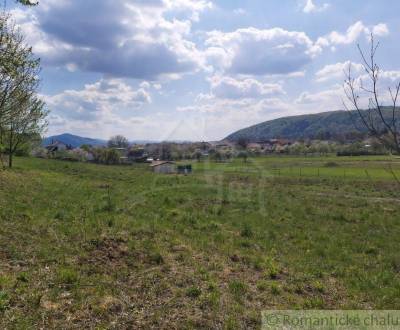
(378, 70, 400, 82)
(175, 76, 294, 139)
(12, 0, 212, 79)
(317, 21, 389, 48)
(233, 8, 247, 15)
(295, 86, 343, 106)
(303, 0, 330, 14)
(164, 0, 213, 21)
(177, 96, 293, 140)
(45, 79, 151, 123)
(205, 27, 321, 75)
(208, 76, 285, 99)
(315, 61, 363, 82)
(372, 23, 390, 37)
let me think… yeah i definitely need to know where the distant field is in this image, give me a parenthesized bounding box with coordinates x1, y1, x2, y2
(191, 155, 400, 181)
(1, 156, 400, 328)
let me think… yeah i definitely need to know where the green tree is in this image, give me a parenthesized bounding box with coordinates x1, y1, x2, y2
(0, 14, 47, 168)
(211, 150, 223, 162)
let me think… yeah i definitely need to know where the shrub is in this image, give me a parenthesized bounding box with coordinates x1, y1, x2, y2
(92, 148, 121, 165)
(69, 148, 91, 162)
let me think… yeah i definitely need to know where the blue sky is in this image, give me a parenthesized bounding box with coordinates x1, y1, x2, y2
(9, 0, 400, 141)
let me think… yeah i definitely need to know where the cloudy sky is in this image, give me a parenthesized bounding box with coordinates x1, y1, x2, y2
(9, 0, 400, 141)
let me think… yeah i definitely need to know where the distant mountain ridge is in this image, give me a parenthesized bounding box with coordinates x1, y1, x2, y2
(42, 133, 107, 148)
(225, 109, 400, 142)
(42, 133, 157, 148)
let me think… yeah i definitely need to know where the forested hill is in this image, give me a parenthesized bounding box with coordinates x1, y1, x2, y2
(225, 109, 399, 142)
(42, 133, 106, 148)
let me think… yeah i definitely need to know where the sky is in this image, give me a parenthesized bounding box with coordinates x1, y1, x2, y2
(7, 0, 400, 141)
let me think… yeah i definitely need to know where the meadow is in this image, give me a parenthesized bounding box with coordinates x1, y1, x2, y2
(1, 155, 400, 329)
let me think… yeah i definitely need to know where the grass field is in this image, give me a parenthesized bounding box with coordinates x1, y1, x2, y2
(1, 156, 400, 328)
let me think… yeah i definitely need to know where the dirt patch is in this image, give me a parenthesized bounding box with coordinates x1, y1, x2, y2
(79, 238, 135, 270)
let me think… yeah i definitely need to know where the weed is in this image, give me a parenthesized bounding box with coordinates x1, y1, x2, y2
(186, 286, 202, 299)
(229, 280, 247, 301)
(57, 267, 79, 285)
(270, 283, 281, 295)
(17, 272, 29, 283)
(0, 291, 10, 311)
(240, 224, 253, 238)
(256, 280, 269, 291)
(148, 252, 164, 265)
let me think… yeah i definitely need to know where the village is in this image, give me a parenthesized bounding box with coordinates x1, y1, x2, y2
(40, 135, 387, 174)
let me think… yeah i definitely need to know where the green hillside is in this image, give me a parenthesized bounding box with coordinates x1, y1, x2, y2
(225, 109, 399, 142)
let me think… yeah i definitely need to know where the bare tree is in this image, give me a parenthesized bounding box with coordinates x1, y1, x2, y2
(344, 34, 400, 153)
(15, 0, 38, 5)
(3, 0, 38, 7)
(108, 135, 129, 149)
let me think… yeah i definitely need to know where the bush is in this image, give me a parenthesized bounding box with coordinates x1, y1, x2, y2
(69, 148, 91, 162)
(31, 147, 48, 158)
(92, 148, 121, 165)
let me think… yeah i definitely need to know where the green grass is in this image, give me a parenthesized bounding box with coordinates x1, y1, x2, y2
(190, 155, 400, 181)
(0, 156, 400, 328)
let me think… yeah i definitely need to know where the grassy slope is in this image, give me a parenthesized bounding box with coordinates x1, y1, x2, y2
(1, 157, 400, 328)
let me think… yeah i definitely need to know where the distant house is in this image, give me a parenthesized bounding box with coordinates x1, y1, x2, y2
(150, 161, 176, 174)
(127, 148, 148, 163)
(247, 143, 262, 151)
(210, 140, 234, 150)
(45, 141, 70, 152)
